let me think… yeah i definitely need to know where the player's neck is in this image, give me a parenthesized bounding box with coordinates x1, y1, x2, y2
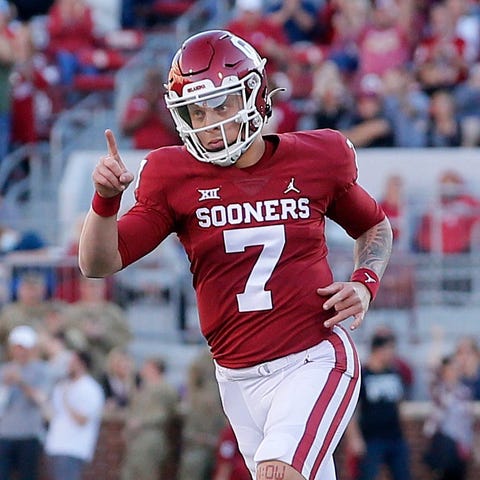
(235, 136, 265, 169)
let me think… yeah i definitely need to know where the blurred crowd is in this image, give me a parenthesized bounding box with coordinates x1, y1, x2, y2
(102, 0, 480, 151)
(1, 0, 480, 166)
(0, 269, 243, 479)
(1, 284, 480, 479)
(0, 0, 162, 168)
(222, 0, 480, 150)
(379, 168, 480, 256)
(1, 0, 480, 253)
(344, 326, 480, 480)
(0, 0, 196, 169)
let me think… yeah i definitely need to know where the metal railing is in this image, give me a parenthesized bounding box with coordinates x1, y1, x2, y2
(0, 142, 50, 202)
(36, 0, 232, 246)
(1, 247, 479, 307)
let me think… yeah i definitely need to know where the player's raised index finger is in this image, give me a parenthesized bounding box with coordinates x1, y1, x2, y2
(105, 129, 120, 159)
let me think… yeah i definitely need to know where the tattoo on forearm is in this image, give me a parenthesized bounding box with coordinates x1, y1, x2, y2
(354, 218, 393, 279)
(257, 464, 287, 480)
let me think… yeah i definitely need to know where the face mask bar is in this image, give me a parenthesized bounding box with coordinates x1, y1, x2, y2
(167, 83, 244, 111)
(183, 104, 261, 166)
(166, 70, 265, 167)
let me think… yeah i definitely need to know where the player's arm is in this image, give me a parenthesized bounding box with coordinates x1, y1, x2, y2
(78, 129, 134, 278)
(353, 215, 392, 279)
(319, 216, 392, 330)
(318, 156, 393, 330)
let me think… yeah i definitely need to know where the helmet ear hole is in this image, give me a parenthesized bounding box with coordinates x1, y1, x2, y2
(165, 30, 269, 167)
(178, 106, 192, 126)
(265, 103, 272, 119)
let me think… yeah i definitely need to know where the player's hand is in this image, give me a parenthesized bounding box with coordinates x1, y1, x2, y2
(92, 129, 134, 198)
(317, 281, 371, 330)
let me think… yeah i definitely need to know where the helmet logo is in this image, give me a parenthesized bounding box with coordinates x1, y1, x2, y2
(230, 36, 262, 67)
(182, 79, 215, 97)
(186, 84, 207, 93)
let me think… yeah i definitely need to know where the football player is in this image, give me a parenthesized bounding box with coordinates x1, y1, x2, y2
(79, 30, 393, 480)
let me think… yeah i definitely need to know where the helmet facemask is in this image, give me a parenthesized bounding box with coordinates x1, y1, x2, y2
(166, 66, 267, 167)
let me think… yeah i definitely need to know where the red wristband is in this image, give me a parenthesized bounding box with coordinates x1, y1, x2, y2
(91, 191, 122, 217)
(350, 268, 380, 301)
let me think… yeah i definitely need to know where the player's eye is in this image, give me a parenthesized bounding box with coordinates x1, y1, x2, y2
(189, 108, 205, 121)
(214, 104, 228, 113)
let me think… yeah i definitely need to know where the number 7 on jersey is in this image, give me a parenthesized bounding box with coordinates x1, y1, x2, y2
(223, 225, 286, 312)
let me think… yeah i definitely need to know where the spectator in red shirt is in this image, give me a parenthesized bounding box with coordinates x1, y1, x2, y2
(46, 0, 98, 88)
(225, 0, 290, 74)
(213, 424, 251, 480)
(379, 174, 406, 246)
(316, 0, 369, 47)
(10, 24, 59, 146)
(120, 68, 180, 150)
(416, 170, 480, 254)
(356, 0, 412, 80)
(413, 2, 469, 95)
(319, 0, 369, 76)
(262, 71, 300, 134)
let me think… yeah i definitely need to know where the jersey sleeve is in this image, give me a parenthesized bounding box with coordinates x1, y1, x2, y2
(326, 132, 385, 238)
(324, 130, 358, 193)
(327, 183, 385, 238)
(117, 153, 176, 267)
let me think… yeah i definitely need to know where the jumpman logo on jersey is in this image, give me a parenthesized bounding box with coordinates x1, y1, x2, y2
(198, 187, 221, 201)
(364, 272, 377, 283)
(284, 178, 300, 194)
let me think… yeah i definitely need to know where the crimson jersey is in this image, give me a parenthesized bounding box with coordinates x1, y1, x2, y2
(117, 129, 384, 368)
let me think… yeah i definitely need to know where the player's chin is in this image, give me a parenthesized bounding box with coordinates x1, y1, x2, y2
(206, 141, 225, 151)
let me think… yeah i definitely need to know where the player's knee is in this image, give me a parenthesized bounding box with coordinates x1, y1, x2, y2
(256, 460, 305, 480)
